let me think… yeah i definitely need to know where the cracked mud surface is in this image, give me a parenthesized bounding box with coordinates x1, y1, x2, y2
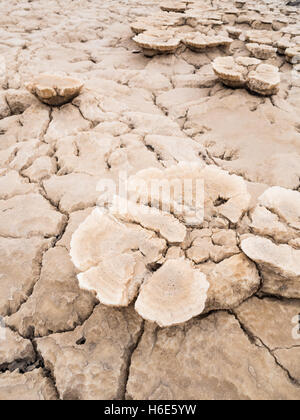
(0, 0, 299, 400)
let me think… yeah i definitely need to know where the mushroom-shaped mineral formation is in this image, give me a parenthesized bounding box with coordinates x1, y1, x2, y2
(133, 29, 182, 56)
(212, 56, 248, 88)
(235, 0, 246, 8)
(213, 57, 280, 95)
(184, 33, 233, 51)
(25, 74, 84, 106)
(213, 57, 248, 88)
(247, 64, 280, 96)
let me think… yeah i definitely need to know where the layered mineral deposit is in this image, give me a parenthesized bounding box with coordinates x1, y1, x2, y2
(25, 74, 84, 106)
(0, 0, 299, 401)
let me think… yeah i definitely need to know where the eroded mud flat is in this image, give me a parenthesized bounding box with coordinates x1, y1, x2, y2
(0, 0, 299, 400)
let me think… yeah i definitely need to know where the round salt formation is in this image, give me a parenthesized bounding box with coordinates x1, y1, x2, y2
(246, 43, 277, 60)
(25, 74, 84, 106)
(183, 33, 233, 51)
(212, 56, 248, 87)
(133, 29, 182, 56)
(70, 163, 262, 328)
(71, 208, 166, 306)
(247, 64, 281, 96)
(212, 56, 280, 95)
(135, 259, 209, 327)
(160, 1, 187, 13)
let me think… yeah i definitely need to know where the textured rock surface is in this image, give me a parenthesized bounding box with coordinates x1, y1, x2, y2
(235, 297, 300, 382)
(0, 237, 51, 316)
(240, 186, 300, 299)
(0, 327, 35, 370)
(71, 208, 166, 307)
(37, 305, 143, 400)
(246, 43, 277, 59)
(0, 194, 66, 238)
(6, 247, 97, 337)
(126, 312, 300, 400)
(202, 254, 261, 311)
(0, 369, 58, 400)
(26, 74, 83, 106)
(0, 0, 299, 400)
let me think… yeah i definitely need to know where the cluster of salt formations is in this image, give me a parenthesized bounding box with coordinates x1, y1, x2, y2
(71, 163, 300, 327)
(23, 0, 299, 104)
(133, 29, 233, 56)
(129, 0, 300, 87)
(0, 0, 299, 401)
(131, 9, 233, 56)
(132, 29, 183, 56)
(25, 74, 83, 106)
(212, 56, 280, 95)
(70, 163, 262, 327)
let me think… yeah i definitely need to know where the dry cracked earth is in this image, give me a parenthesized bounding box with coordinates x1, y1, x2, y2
(0, 0, 299, 401)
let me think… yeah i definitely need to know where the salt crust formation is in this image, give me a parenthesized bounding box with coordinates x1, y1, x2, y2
(0, 0, 299, 401)
(135, 259, 210, 327)
(160, 1, 187, 13)
(133, 30, 233, 56)
(26, 74, 84, 106)
(212, 56, 281, 95)
(71, 163, 261, 327)
(130, 1, 300, 72)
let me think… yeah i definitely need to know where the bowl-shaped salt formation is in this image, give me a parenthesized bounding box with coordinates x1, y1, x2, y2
(247, 64, 281, 96)
(184, 33, 232, 51)
(25, 74, 84, 106)
(133, 30, 182, 56)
